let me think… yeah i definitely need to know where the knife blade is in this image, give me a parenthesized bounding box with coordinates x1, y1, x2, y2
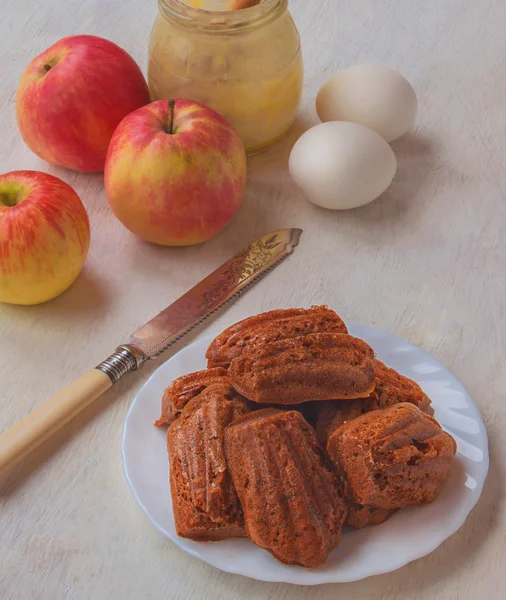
(96, 227, 302, 381)
(0, 228, 302, 476)
(122, 227, 302, 361)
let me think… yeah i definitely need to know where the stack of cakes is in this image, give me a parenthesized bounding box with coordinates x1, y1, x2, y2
(156, 307, 457, 568)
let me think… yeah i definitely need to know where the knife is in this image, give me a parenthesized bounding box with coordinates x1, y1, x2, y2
(0, 228, 302, 477)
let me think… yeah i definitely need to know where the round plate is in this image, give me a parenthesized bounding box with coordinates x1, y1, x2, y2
(122, 324, 489, 585)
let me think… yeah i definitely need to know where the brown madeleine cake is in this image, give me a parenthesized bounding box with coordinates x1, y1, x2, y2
(314, 360, 432, 446)
(229, 333, 376, 405)
(327, 403, 457, 511)
(224, 409, 347, 568)
(167, 384, 250, 541)
(155, 367, 229, 427)
(206, 306, 347, 368)
(373, 360, 432, 412)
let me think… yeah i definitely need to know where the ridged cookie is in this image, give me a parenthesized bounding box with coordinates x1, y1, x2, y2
(327, 403, 457, 510)
(373, 361, 431, 411)
(206, 306, 347, 368)
(155, 367, 229, 427)
(229, 333, 376, 405)
(168, 384, 250, 541)
(224, 409, 347, 567)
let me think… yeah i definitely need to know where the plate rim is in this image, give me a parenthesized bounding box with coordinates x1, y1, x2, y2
(122, 325, 489, 585)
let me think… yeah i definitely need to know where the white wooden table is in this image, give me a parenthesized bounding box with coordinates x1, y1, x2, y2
(1, 0, 504, 598)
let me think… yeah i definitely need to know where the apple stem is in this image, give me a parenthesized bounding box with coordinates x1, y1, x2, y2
(166, 100, 175, 135)
(0, 191, 19, 207)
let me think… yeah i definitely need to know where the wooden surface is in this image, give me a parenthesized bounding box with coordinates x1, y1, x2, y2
(1, 0, 504, 598)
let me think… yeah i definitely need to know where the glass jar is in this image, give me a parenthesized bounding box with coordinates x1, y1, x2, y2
(148, 0, 303, 153)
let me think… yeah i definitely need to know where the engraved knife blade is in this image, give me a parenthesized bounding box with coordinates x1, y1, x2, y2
(96, 228, 302, 382)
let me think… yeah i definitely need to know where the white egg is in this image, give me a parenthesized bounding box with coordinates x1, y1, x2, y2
(316, 64, 418, 142)
(289, 121, 397, 210)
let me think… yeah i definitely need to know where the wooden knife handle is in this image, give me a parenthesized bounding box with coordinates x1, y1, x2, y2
(0, 346, 143, 478)
(0, 370, 112, 478)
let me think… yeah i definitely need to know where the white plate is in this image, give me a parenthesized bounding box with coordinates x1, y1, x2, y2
(122, 324, 489, 585)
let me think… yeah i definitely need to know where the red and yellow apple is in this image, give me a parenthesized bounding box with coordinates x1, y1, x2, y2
(104, 99, 247, 246)
(16, 35, 150, 173)
(0, 171, 90, 305)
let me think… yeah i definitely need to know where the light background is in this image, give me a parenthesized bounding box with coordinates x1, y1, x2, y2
(1, 1, 504, 598)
